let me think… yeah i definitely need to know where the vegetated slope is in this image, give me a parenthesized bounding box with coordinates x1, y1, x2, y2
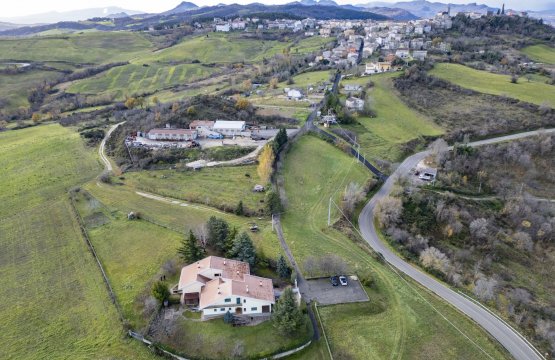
(340, 73, 443, 162)
(67, 63, 216, 99)
(522, 44, 555, 64)
(429, 63, 555, 107)
(396, 66, 555, 142)
(280, 135, 510, 359)
(0, 69, 64, 112)
(0, 124, 154, 359)
(138, 33, 288, 64)
(0, 32, 153, 64)
(380, 134, 555, 355)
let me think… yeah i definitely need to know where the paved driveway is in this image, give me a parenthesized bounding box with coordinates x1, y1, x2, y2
(304, 277, 369, 305)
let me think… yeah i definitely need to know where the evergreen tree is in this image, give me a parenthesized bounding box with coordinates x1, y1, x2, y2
(230, 232, 256, 267)
(265, 190, 283, 215)
(235, 200, 244, 216)
(225, 226, 239, 257)
(224, 310, 234, 324)
(207, 216, 229, 253)
(272, 287, 303, 334)
(277, 255, 291, 279)
(273, 128, 288, 153)
(151, 281, 170, 304)
(178, 230, 203, 263)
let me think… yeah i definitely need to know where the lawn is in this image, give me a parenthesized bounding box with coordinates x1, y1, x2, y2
(156, 313, 312, 359)
(0, 69, 63, 111)
(340, 73, 443, 162)
(279, 135, 510, 359)
(0, 125, 154, 359)
(430, 63, 555, 107)
(290, 36, 336, 55)
(137, 33, 289, 64)
(67, 63, 217, 99)
(84, 180, 282, 261)
(0, 32, 153, 64)
(278, 70, 334, 90)
(521, 44, 555, 64)
(122, 165, 266, 214)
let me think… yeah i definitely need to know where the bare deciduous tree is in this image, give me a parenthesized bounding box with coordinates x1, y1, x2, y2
(473, 276, 498, 302)
(419, 247, 450, 274)
(375, 196, 403, 228)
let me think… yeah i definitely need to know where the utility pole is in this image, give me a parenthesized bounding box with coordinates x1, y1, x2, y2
(272, 214, 275, 232)
(327, 197, 332, 227)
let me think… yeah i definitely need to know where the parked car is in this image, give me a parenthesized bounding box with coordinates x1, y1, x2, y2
(419, 173, 434, 181)
(330, 276, 339, 286)
(249, 224, 259, 232)
(339, 276, 348, 286)
(208, 133, 223, 139)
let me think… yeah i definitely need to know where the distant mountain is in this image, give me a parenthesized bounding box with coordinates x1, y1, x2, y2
(527, 9, 555, 25)
(162, 2, 199, 15)
(358, 1, 498, 19)
(0, 21, 23, 31)
(0, 7, 143, 24)
(365, 7, 419, 20)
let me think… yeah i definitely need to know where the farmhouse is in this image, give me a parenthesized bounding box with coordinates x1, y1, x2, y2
(344, 84, 362, 92)
(346, 97, 365, 111)
(189, 120, 216, 137)
(213, 120, 246, 136)
(147, 128, 198, 141)
(176, 256, 275, 318)
(287, 89, 303, 100)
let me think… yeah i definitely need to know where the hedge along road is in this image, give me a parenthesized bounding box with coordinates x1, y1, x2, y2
(359, 128, 555, 360)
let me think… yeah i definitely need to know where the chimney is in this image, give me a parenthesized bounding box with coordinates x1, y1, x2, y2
(197, 262, 200, 268)
(259, 280, 263, 287)
(246, 285, 249, 293)
(217, 286, 221, 295)
(223, 260, 226, 265)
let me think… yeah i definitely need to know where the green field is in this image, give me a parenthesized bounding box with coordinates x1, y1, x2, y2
(278, 70, 334, 90)
(0, 124, 153, 359)
(138, 33, 289, 64)
(0, 32, 153, 64)
(279, 135, 510, 359)
(430, 63, 555, 107)
(290, 36, 336, 55)
(522, 44, 555, 64)
(67, 63, 217, 99)
(84, 180, 282, 261)
(0, 69, 63, 111)
(123, 165, 266, 214)
(341, 73, 443, 162)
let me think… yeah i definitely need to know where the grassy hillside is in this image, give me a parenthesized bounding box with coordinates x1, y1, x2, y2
(0, 69, 63, 111)
(0, 124, 153, 359)
(67, 63, 217, 99)
(521, 44, 555, 64)
(122, 165, 266, 214)
(430, 63, 555, 107)
(341, 73, 443, 162)
(0, 32, 153, 64)
(280, 135, 510, 359)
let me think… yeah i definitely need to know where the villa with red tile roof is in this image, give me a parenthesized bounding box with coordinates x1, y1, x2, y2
(176, 256, 275, 318)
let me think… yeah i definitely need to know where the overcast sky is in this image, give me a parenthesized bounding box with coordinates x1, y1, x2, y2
(1, 0, 552, 18)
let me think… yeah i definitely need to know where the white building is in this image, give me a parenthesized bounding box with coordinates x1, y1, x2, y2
(412, 50, 428, 61)
(215, 23, 230, 32)
(147, 128, 198, 141)
(189, 120, 215, 137)
(395, 48, 410, 59)
(287, 89, 303, 100)
(346, 97, 365, 111)
(213, 120, 246, 136)
(176, 256, 274, 318)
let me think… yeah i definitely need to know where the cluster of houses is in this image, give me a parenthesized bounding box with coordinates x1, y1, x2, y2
(213, 17, 316, 33)
(175, 256, 276, 319)
(318, 29, 363, 68)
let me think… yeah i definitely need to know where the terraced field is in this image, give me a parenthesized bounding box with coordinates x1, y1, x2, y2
(0, 124, 153, 359)
(341, 73, 443, 162)
(430, 63, 555, 107)
(67, 63, 217, 99)
(521, 44, 555, 64)
(280, 135, 510, 360)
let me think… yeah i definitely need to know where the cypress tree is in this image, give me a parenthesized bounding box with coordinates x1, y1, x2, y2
(272, 287, 303, 334)
(207, 216, 229, 252)
(178, 230, 203, 263)
(277, 255, 291, 279)
(230, 232, 256, 267)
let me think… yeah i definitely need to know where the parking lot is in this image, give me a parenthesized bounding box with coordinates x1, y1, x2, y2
(304, 277, 369, 305)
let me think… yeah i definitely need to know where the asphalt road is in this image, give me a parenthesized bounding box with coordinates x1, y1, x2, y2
(359, 128, 555, 360)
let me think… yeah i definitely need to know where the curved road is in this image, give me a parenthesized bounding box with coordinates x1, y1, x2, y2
(99, 121, 125, 171)
(359, 128, 555, 360)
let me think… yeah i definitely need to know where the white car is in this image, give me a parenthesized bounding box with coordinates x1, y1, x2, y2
(419, 173, 434, 181)
(339, 276, 348, 286)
